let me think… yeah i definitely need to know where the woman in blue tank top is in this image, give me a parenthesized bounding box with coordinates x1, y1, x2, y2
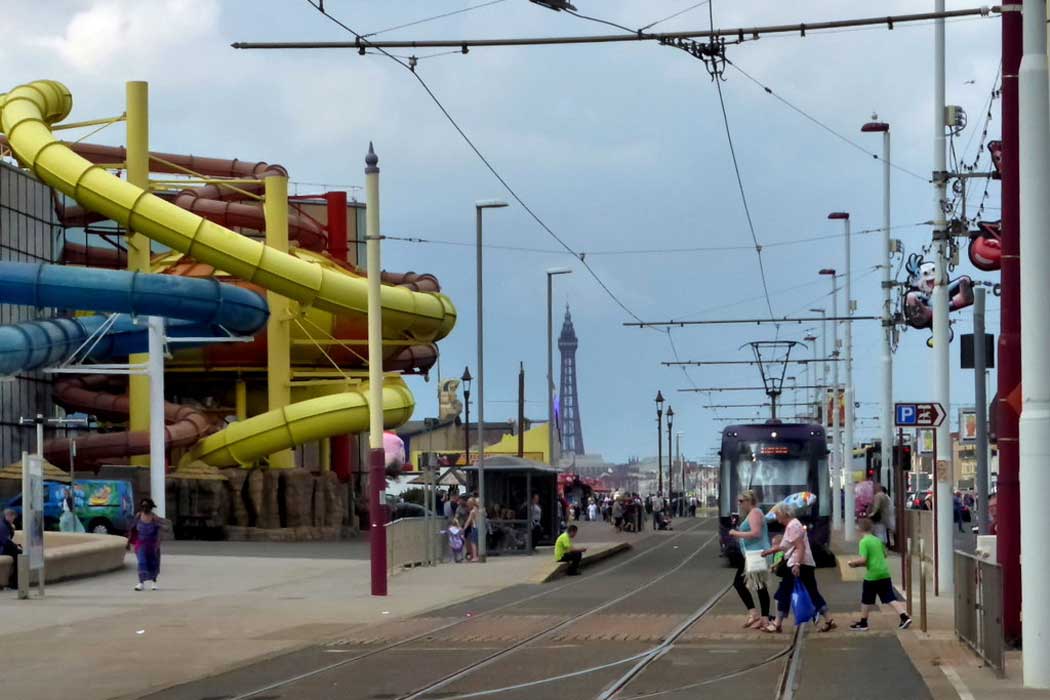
(727, 490, 772, 628)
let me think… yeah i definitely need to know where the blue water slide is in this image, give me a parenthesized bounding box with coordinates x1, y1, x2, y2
(0, 315, 223, 376)
(0, 262, 269, 332)
(0, 262, 269, 376)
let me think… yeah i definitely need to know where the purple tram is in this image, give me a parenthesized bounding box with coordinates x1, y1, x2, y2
(718, 421, 835, 567)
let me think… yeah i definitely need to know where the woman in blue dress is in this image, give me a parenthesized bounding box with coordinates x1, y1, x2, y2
(727, 490, 772, 628)
(127, 498, 162, 591)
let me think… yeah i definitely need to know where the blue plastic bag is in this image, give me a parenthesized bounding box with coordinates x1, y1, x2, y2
(791, 578, 817, 625)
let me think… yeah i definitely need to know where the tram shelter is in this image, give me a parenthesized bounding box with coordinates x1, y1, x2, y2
(461, 456, 560, 554)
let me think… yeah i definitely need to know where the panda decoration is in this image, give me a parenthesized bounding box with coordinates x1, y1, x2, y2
(902, 252, 974, 346)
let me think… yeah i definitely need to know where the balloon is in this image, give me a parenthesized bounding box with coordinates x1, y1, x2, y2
(383, 431, 406, 470)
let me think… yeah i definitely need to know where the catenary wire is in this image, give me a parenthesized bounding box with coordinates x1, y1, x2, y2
(725, 59, 930, 183)
(362, 0, 509, 37)
(640, 1, 712, 31)
(306, 0, 648, 324)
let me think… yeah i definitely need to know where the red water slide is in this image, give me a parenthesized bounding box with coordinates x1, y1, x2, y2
(44, 376, 216, 468)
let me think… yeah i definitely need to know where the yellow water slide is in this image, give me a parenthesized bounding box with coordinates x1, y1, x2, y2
(0, 80, 455, 467)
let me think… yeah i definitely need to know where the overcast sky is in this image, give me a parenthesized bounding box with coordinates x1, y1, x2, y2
(4, 1, 1004, 463)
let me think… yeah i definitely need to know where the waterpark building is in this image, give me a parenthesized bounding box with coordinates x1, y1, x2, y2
(0, 80, 457, 537)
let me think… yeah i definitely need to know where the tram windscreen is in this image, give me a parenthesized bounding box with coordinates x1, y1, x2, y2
(722, 438, 829, 517)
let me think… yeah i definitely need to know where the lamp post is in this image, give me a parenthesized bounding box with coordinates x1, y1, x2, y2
(655, 391, 664, 496)
(861, 118, 895, 492)
(365, 144, 387, 596)
(547, 267, 572, 467)
(819, 268, 842, 531)
(804, 334, 818, 421)
(666, 405, 675, 503)
(475, 199, 508, 563)
(810, 307, 828, 424)
(462, 366, 472, 465)
(829, 212, 855, 541)
(676, 431, 684, 515)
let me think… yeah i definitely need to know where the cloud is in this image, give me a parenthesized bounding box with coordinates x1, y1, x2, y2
(36, 0, 221, 73)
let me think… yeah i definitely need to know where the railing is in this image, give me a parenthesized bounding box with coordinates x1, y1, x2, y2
(903, 509, 934, 631)
(954, 550, 1004, 677)
(386, 517, 445, 574)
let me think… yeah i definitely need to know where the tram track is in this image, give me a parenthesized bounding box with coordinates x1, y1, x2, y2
(206, 518, 716, 700)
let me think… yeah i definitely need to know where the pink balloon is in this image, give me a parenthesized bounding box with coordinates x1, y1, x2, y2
(383, 431, 406, 469)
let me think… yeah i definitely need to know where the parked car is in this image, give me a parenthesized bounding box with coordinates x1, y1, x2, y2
(386, 501, 439, 521)
(4, 479, 135, 535)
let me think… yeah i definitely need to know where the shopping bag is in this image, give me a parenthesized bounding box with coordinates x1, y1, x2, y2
(791, 578, 817, 625)
(744, 549, 768, 575)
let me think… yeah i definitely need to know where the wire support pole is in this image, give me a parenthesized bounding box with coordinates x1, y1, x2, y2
(231, 7, 995, 51)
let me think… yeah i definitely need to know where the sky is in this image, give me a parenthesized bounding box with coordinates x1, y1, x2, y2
(2, 1, 1004, 464)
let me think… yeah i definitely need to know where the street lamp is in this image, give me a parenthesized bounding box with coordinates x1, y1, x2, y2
(461, 366, 472, 465)
(546, 267, 572, 467)
(804, 334, 818, 421)
(819, 268, 842, 531)
(475, 199, 508, 562)
(655, 391, 664, 496)
(666, 406, 674, 501)
(862, 118, 894, 491)
(809, 307, 828, 424)
(828, 212, 855, 541)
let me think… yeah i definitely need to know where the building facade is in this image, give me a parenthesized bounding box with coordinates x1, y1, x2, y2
(0, 161, 58, 467)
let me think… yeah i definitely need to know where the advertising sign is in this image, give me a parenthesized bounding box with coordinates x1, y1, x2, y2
(23, 453, 44, 571)
(824, 388, 845, 428)
(959, 408, 978, 442)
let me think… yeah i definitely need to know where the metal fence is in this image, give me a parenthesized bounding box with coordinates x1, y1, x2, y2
(954, 550, 1004, 677)
(386, 517, 445, 574)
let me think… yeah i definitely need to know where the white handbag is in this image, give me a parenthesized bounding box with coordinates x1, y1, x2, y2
(744, 549, 768, 575)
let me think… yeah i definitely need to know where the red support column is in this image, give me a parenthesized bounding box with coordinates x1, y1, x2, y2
(369, 447, 387, 596)
(998, 6, 1023, 644)
(325, 191, 349, 261)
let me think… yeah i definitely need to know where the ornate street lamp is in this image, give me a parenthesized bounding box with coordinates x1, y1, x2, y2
(462, 366, 473, 465)
(655, 391, 665, 496)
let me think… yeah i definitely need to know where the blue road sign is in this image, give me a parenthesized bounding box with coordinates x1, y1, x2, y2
(894, 402, 945, 427)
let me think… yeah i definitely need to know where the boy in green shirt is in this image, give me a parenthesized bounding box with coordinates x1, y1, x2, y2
(847, 518, 912, 631)
(554, 524, 587, 576)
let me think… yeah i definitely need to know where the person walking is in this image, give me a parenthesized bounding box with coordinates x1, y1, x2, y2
(865, 483, 892, 544)
(611, 498, 624, 532)
(530, 494, 543, 550)
(651, 494, 663, 531)
(554, 524, 587, 576)
(127, 498, 163, 591)
(587, 499, 598, 522)
(762, 504, 836, 633)
(727, 490, 773, 629)
(1, 508, 21, 590)
(847, 518, 912, 630)
(463, 497, 480, 562)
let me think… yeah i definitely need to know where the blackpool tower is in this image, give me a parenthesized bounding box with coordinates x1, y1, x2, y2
(558, 305, 585, 456)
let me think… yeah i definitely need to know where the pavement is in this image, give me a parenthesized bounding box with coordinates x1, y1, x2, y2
(5, 514, 1046, 700)
(0, 518, 641, 700)
(827, 528, 1050, 700)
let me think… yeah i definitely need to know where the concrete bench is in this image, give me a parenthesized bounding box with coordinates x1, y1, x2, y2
(534, 541, 632, 583)
(0, 531, 127, 586)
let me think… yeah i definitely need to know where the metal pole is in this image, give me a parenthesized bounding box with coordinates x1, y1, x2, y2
(518, 362, 525, 458)
(476, 206, 487, 562)
(843, 217, 856, 541)
(973, 289, 990, 537)
(932, 0, 954, 594)
(365, 144, 387, 596)
(657, 408, 663, 497)
(147, 316, 166, 518)
(831, 278, 842, 531)
(547, 273, 555, 466)
(880, 128, 894, 491)
(667, 409, 674, 506)
(998, 1, 1023, 645)
(1018, 0, 1050, 684)
(676, 432, 683, 515)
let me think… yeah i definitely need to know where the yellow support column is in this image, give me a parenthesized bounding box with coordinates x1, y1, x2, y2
(264, 174, 294, 469)
(126, 81, 151, 466)
(235, 378, 247, 422)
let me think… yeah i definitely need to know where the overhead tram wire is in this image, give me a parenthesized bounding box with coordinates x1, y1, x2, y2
(724, 60, 930, 182)
(561, 1, 776, 320)
(640, 2, 712, 31)
(361, 0, 509, 38)
(302, 1, 648, 325)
